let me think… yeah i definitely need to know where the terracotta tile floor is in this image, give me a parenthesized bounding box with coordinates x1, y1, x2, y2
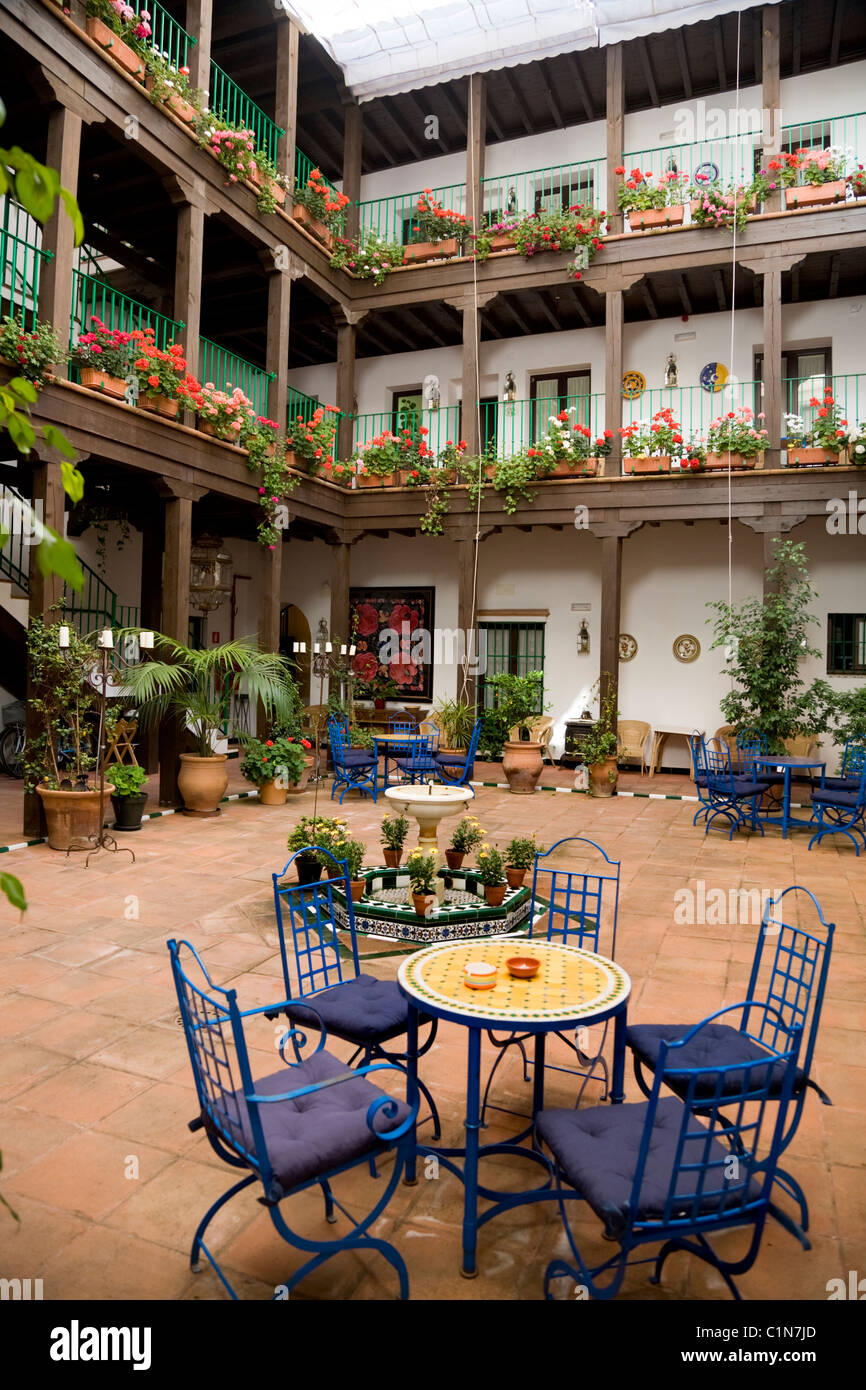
(0, 774, 863, 1302)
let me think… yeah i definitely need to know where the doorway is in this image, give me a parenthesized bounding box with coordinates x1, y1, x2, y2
(280, 603, 311, 703)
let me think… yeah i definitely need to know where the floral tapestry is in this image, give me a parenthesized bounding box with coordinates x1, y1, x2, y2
(349, 587, 435, 701)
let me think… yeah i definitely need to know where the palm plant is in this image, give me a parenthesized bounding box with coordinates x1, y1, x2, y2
(122, 634, 296, 755)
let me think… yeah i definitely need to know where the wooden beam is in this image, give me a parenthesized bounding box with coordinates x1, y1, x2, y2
(158, 489, 192, 806)
(544, 82, 565, 130)
(571, 285, 593, 327)
(402, 308, 449, 348)
(713, 268, 726, 311)
(567, 52, 594, 122)
(330, 541, 351, 642)
(186, 0, 212, 100)
(382, 96, 425, 161)
(173, 201, 205, 384)
(334, 314, 358, 458)
(606, 45, 624, 235)
(675, 31, 692, 99)
(38, 104, 81, 380)
(466, 73, 486, 233)
(792, 0, 802, 76)
(762, 4, 781, 163)
(791, 264, 800, 302)
(406, 91, 448, 154)
(275, 14, 299, 184)
(762, 265, 783, 466)
(502, 68, 534, 135)
(342, 100, 362, 240)
(599, 533, 622, 717)
(461, 302, 481, 455)
(258, 543, 283, 667)
(456, 535, 478, 706)
(534, 291, 561, 332)
(637, 39, 659, 108)
(676, 273, 693, 316)
(265, 267, 292, 431)
(829, 252, 841, 298)
(640, 280, 658, 319)
(830, 0, 847, 64)
(713, 17, 727, 90)
(498, 295, 534, 337)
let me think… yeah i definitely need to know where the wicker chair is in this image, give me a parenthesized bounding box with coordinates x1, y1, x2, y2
(616, 720, 651, 775)
(509, 715, 555, 764)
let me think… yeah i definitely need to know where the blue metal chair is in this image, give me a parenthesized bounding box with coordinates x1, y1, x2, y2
(168, 937, 417, 1300)
(627, 886, 834, 1245)
(704, 745, 768, 838)
(811, 740, 866, 794)
(481, 836, 621, 1124)
(735, 727, 769, 775)
(689, 731, 713, 825)
(329, 716, 377, 804)
(433, 717, 482, 793)
(540, 1006, 804, 1300)
(387, 717, 416, 736)
(394, 732, 439, 783)
(269, 847, 441, 1139)
(808, 764, 866, 855)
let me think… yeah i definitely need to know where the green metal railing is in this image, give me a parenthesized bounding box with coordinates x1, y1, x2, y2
(198, 337, 273, 415)
(209, 61, 284, 164)
(478, 395, 604, 458)
(481, 158, 605, 223)
(349, 407, 463, 461)
(620, 382, 762, 438)
(62, 557, 140, 635)
(781, 372, 866, 435)
(356, 181, 468, 247)
(70, 270, 183, 351)
(129, 0, 196, 71)
(0, 483, 30, 592)
(287, 387, 321, 421)
(0, 228, 50, 331)
(293, 149, 341, 196)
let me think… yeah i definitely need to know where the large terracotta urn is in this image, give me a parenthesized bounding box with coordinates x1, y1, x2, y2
(37, 784, 115, 852)
(178, 753, 228, 816)
(501, 740, 544, 794)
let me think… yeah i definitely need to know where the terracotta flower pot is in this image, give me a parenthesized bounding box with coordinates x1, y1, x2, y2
(705, 452, 760, 470)
(786, 446, 842, 467)
(403, 238, 459, 263)
(177, 752, 228, 816)
(198, 419, 236, 443)
(144, 76, 196, 125)
(383, 847, 403, 868)
(412, 892, 436, 917)
(445, 849, 465, 871)
(358, 471, 396, 487)
(623, 455, 671, 474)
(292, 205, 334, 250)
(258, 778, 287, 806)
(86, 17, 145, 81)
(588, 758, 618, 798)
(484, 883, 508, 907)
(349, 878, 366, 903)
(544, 457, 601, 478)
(501, 740, 544, 794)
(627, 205, 685, 231)
(78, 368, 128, 398)
(272, 183, 286, 206)
(785, 181, 846, 209)
(284, 754, 313, 795)
(140, 394, 178, 419)
(505, 867, 526, 890)
(488, 233, 517, 253)
(37, 784, 114, 853)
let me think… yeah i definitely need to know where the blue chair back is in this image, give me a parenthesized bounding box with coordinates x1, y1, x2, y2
(743, 886, 834, 1079)
(417, 720, 440, 751)
(465, 717, 482, 764)
(688, 731, 706, 779)
(705, 745, 735, 793)
(396, 733, 437, 775)
(629, 1006, 803, 1239)
(841, 742, 866, 778)
(736, 728, 768, 776)
(272, 847, 360, 1001)
(388, 718, 415, 736)
(328, 715, 349, 755)
(530, 835, 620, 955)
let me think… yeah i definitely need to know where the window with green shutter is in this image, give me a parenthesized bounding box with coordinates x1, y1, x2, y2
(478, 621, 546, 710)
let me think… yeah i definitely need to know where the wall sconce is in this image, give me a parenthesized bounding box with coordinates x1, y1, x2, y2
(503, 371, 517, 405)
(577, 621, 590, 655)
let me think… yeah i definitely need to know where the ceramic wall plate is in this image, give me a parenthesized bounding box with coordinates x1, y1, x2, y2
(622, 371, 646, 399)
(673, 633, 701, 662)
(619, 633, 638, 661)
(699, 362, 728, 392)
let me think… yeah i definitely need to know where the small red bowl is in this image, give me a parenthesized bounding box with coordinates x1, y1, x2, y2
(506, 955, 540, 980)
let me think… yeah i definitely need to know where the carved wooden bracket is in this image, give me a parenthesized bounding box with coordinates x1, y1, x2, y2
(38, 66, 105, 127)
(162, 172, 217, 216)
(331, 306, 369, 328)
(588, 517, 645, 539)
(444, 291, 500, 312)
(739, 512, 807, 534)
(155, 477, 209, 503)
(738, 252, 807, 276)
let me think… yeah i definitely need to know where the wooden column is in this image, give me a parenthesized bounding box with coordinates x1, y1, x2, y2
(22, 456, 67, 837)
(172, 198, 205, 384)
(761, 5, 781, 163)
(342, 100, 363, 241)
(599, 533, 623, 715)
(38, 105, 82, 379)
(329, 541, 351, 644)
(456, 534, 478, 708)
(466, 73, 486, 234)
(605, 44, 624, 235)
(275, 14, 300, 185)
(265, 263, 292, 431)
(139, 507, 164, 775)
(762, 267, 782, 467)
(461, 302, 481, 457)
(156, 480, 204, 805)
(186, 0, 212, 101)
(258, 543, 283, 682)
(333, 309, 365, 461)
(604, 289, 624, 472)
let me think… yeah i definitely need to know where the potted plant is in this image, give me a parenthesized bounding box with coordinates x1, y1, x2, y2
(380, 811, 409, 867)
(291, 168, 350, 248)
(85, 0, 149, 81)
(335, 830, 366, 902)
(143, 50, 202, 125)
(285, 402, 339, 475)
(471, 215, 522, 259)
(193, 382, 256, 443)
(109, 762, 148, 831)
(252, 153, 289, 214)
(785, 145, 852, 209)
(531, 408, 614, 478)
(432, 696, 475, 753)
(488, 669, 548, 794)
(286, 815, 346, 884)
(848, 165, 866, 200)
(123, 634, 295, 815)
(784, 389, 849, 466)
(406, 846, 438, 915)
(329, 233, 404, 285)
(580, 677, 620, 798)
(240, 734, 311, 805)
(25, 619, 114, 851)
(446, 815, 484, 870)
(847, 422, 866, 467)
(615, 165, 688, 230)
(475, 844, 507, 906)
(403, 189, 468, 263)
(130, 329, 188, 418)
(704, 407, 768, 470)
(688, 178, 756, 232)
(503, 835, 537, 889)
(620, 408, 681, 474)
(352, 431, 403, 487)
(71, 317, 135, 398)
(357, 672, 398, 711)
(0, 315, 67, 387)
(708, 539, 836, 755)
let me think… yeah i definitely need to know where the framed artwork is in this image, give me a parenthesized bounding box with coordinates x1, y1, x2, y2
(350, 586, 436, 700)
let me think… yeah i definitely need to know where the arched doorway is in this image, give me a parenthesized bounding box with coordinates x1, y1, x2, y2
(280, 603, 311, 702)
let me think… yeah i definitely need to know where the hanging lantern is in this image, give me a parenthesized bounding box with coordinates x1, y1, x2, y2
(190, 534, 233, 614)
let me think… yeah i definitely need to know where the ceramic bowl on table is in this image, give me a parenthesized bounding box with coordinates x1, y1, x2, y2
(463, 961, 497, 990)
(506, 955, 541, 980)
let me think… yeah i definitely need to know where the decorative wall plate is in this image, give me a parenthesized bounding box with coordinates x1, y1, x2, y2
(699, 362, 728, 392)
(619, 633, 638, 662)
(673, 633, 700, 663)
(694, 160, 720, 185)
(622, 371, 646, 399)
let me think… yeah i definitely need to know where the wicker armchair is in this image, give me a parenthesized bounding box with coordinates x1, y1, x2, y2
(616, 720, 651, 775)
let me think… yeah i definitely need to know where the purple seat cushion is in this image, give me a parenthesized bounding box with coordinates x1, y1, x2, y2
(226, 1048, 410, 1197)
(283, 973, 421, 1044)
(811, 787, 861, 809)
(810, 776, 860, 793)
(435, 752, 466, 766)
(709, 777, 768, 797)
(339, 749, 376, 767)
(627, 1022, 804, 1096)
(536, 1096, 757, 1235)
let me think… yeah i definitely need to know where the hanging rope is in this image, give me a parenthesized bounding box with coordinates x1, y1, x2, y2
(460, 81, 484, 706)
(726, 8, 743, 618)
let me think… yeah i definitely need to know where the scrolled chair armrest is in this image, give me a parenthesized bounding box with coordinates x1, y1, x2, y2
(245, 1060, 419, 1141)
(242, 1000, 329, 1061)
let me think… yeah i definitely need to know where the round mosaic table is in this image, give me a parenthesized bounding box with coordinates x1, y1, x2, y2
(398, 939, 631, 1277)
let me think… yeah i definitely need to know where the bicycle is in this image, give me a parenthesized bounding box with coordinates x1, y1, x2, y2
(0, 720, 25, 779)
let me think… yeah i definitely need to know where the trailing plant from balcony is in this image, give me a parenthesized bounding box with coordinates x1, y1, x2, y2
(0, 315, 66, 388)
(510, 206, 604, 264)
(193, 381, 256, 440)
(784, 386, 849, 455)
(619, 407, 683, 457)
(71, 317, 136, 380)
(142, 47, 203, 116)
(491, 450, 540, 513)
(286, 403, 339, 474)
(130, 330, 187, 402)
(418, 471, 451, 536)
(200, 123, 259, 186)
(250, 153, 290, 216)
(292, 169, 351, 233)
(70, 501, 133, 573)
(459, 449, 493, 507)
(410, 189, 469, 244)
(615, 166, 687, 212)
(688, 178, 754, 233)
(705, 407, 769, 459)
(707, 539, 836, 750)
(329, 233, 405, 284)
